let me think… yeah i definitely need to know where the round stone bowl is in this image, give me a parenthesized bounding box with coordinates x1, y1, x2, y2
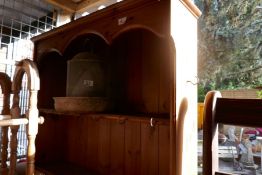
(53, 97, 109, 113)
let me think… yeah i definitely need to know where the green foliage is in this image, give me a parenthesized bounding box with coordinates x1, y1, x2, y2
(257, 90, 262, 99)
(198, 84, 205, 102)
(196, 0, 262, 94)
(198, 81, 216, 102)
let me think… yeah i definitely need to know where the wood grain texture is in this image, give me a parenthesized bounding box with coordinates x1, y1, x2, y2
(36, 115, 65, 163)
(159, 124, 170, 175)
(215, 98, 262, 127)
(36, 113, 170, 175)
(203, 95, 262, 175)
(141, 123, 159, 175)
(202, 91, 222, 175)
(38, 52, 66, 109)
(125, 120, 141, 175)
(33, 0, 171, 115)
(110, 119, 125, 175)
(33, 0, 173, 174)
(65, 117, 82, 164)
(97, 118, 110, 175)
(86, 117, 99, 172)
(32, 0, 170, 46)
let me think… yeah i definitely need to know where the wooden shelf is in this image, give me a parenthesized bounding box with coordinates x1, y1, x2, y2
(39, 108, 170, 125)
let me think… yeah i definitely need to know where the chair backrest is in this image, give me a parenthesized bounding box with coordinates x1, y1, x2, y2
(0, 59, 41, 175)
(202, 90, 262, 175)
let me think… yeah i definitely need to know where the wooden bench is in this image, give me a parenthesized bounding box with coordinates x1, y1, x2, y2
(202, 91, 262, 175)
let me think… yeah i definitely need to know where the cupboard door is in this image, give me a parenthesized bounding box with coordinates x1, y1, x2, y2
(141, 123, 159, 175)
(86, 117, 99, 172)
(36, 116, 62, 162)
(159, 124, 170, 175)
(110, 119, 125, 175)
(66, 117, 87, 164)
(98, 118, 110, 175)
(125, 121, 141, 175)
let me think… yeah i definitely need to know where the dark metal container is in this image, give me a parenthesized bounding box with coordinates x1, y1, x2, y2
(66, 52, 106, 97)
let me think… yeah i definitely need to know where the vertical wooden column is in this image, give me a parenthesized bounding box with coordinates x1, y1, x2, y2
(1, 126, 8, 175)
(9, 90, 20, 175)
(26, 90, 39, 175)
(0, 73, 11, 175)
(11, 59, 40, 175)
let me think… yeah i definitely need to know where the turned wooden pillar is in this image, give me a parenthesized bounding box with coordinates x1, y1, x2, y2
(9, 90, 20, 175)
(11, 59, 40, 175)
(1, 126, 8, 175)
(0, 73, 11, 175)
(26, 90, 39, 175)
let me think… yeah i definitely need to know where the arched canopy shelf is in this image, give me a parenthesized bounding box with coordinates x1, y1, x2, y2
(109, 28, 170, 114)
(37, 49, 63, 66)
(111, 24, 166, 42)
(31, 0, 170, 60)
(63, 33, 109, 61)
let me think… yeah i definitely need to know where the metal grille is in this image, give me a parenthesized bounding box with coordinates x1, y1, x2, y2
(0, 0, 57, 159)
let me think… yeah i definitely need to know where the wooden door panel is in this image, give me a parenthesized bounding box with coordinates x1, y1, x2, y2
(125, 120, 141, 175)
(110, 119, 125, 175)
(66, 117, 89, 166)
(97, 118, 111, 175)
(37, 113, 170, 175)
(141, 123, 159, 175)
(66, 117, 82, 163)
(36, 116, 59, 162)
(86, 117, 99, 172)
(159, 124, 170, 175)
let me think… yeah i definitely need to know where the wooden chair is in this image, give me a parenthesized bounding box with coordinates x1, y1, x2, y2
(202, 90, 262, 175)
(0, 59, 43, 175)
(0, 72, 12, 175)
